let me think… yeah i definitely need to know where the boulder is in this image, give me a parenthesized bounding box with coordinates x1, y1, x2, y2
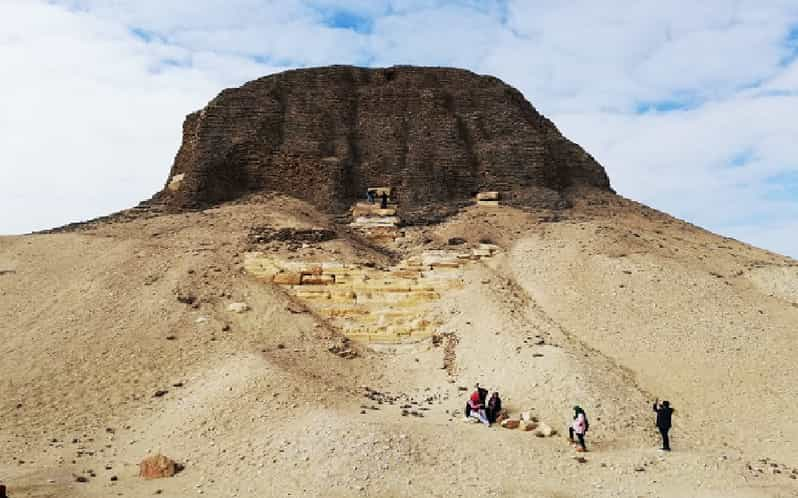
(139, 454, 179, 480)
(534, 422, 556, 437)
(226, 302, 249, 313)
(501, 419, 520, 429)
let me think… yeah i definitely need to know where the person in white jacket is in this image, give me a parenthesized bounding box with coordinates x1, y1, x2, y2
(568, 405, 589, 452)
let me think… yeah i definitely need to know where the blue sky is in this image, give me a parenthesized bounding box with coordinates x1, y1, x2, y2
(1, 0, 798, 257)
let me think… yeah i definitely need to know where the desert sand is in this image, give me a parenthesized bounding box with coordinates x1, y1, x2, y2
(1, 190, 797, 497)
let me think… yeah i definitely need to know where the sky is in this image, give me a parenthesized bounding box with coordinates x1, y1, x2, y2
(1, 1, 797, 258)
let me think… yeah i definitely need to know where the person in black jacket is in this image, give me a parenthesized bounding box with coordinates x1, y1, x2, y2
(653, 399, 674, 451)
(486, 392, 502, 423)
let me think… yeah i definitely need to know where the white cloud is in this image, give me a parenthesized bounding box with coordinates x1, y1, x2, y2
(1, 0, 797, 259)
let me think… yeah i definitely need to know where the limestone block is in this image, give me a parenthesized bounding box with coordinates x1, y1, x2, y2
(472, 248, 492, 258)
(167, 174, 185, 192)
(352, 203, 398, 217)
(273, 272, 302, 285)
(476, 191, 499, 201)
(390, 270, 421, 279)
(226, 302, 249, 313)
(477, 200, 500, 207)
(321, 262, 345, 272)
(352, 216, 400, 227)
(293, 289, 331, 300)
(301, 274, 335, 285)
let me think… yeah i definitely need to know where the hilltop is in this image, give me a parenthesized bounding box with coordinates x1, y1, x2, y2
(1, 67, 797, 498)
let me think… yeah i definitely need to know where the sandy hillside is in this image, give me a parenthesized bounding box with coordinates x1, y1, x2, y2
(1, 191, 797, 498)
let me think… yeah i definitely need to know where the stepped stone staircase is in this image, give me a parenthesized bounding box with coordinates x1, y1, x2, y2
(349, 187, 401, 242)
(244, 245, 499, 343)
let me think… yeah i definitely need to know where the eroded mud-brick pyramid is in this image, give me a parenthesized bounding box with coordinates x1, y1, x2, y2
(157, 65, 612, 222)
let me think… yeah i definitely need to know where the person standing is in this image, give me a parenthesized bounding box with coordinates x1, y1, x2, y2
(653, 399, 674, 451)
(380, 191, 388, 209)
(568, 405, 589, 452)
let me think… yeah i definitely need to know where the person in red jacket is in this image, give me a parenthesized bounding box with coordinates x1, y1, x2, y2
(464, 383, 490, 426)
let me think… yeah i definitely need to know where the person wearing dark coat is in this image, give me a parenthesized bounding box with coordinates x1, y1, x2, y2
(380, 191, 388, 209)
(486, 392, 502, 423)
(653, 399, 674, 451)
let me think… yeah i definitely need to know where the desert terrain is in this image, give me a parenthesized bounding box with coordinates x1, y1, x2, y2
(1, 188, 797, 498)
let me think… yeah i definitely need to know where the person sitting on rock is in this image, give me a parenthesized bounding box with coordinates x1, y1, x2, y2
(486, 392, 502, 423)
(464, 383, 490, 426)
(568, 405, 589, 452)
(653, 398, 674, 451)
(380, 191, 389, 209)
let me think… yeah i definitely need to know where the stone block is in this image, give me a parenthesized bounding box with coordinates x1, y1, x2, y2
(476, 191, 499, 201)
(301, 274, 335, 285)
(273, 272, 302, 285)
(477, 200, 500, 207)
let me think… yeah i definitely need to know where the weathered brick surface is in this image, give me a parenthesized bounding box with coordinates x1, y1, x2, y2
(159, 66, 611, 221)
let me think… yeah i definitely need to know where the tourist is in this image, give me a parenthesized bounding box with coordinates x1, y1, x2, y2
(367, 189, 375, 204)
(653, 399, 674, 451)
(568, 405, 589, 452)
(464, 383, 490, 426)
(380, 191, 388, 209)
(486, 392, 502, 423)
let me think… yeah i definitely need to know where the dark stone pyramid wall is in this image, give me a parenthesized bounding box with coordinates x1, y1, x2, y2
(159, 65, 611, 220)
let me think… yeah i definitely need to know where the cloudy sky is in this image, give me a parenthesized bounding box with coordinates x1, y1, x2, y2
(2, 1, 797, 257)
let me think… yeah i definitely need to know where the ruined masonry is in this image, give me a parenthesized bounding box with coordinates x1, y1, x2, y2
(244, 245, 499, 343)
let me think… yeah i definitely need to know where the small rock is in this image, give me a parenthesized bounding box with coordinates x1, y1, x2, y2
(75, 476, 89, 483)
(226, 302, 249, 313)
(110, 475, 118, 481)
(195, 316, 209, 324)
(139, 454, 179, 480)
(522, 422, 538, 431)
(534, 422, 555, 437)
(153, 390, 168, 398)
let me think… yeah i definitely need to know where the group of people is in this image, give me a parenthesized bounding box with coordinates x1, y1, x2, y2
(464, 384, 676, 453)
(366, 189, 389, 209)
(464, 383, 503, 427)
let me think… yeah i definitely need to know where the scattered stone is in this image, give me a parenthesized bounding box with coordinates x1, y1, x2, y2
(522, 422, 538, 431)
(75, 476, 89, 483)
(153, 390, 168, 398)
(226, 302, 249, 313)
(110, 475, 118, 482)
(165, 335, 176, 340)
(195, 316, 209, 324)
(447, 237, 466, 245)
(634, 466, 645, 472)
(534, 423, 555, 437)
(139, 454, 179, 480)
(574, 456, 587, 463)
